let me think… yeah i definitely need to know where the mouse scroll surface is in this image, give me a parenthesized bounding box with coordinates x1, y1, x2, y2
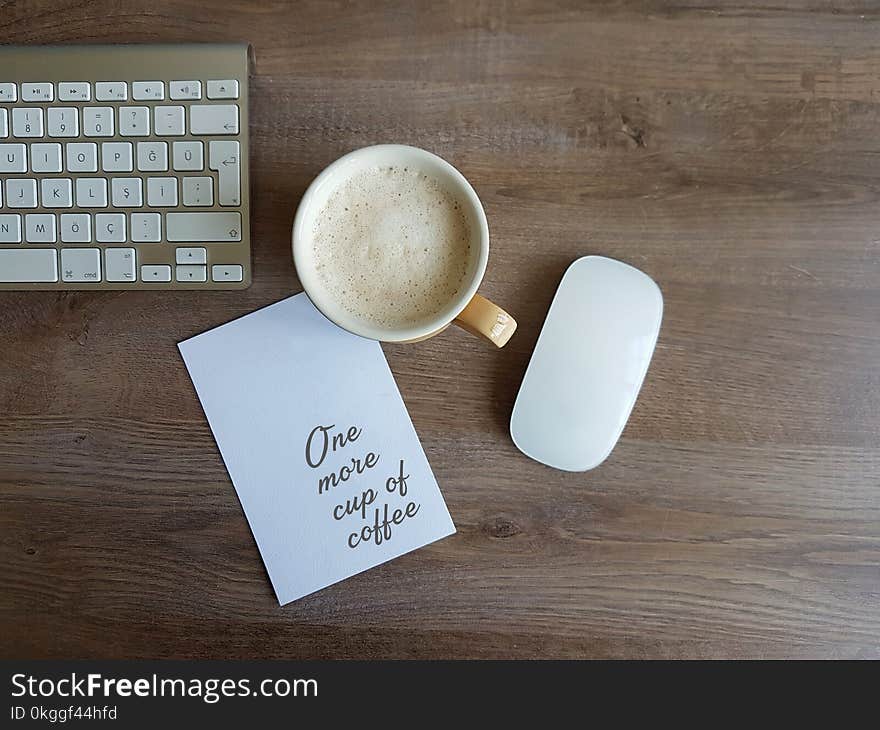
(510, 256, 663, 471)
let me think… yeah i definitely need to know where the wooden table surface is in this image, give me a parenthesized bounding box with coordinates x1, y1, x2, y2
(2, 0, 879, 660)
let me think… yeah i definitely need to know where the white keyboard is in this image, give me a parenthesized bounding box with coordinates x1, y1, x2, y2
(0, 44, 251, 290)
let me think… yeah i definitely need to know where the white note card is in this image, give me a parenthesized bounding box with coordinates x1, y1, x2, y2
(179, 293, 455, 604)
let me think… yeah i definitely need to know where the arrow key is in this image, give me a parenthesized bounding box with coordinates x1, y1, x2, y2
(211, 264, 243, 282)
(141, 265, 171, 282)
(176, 247, 207, 265)
(176, 264, 207, 282)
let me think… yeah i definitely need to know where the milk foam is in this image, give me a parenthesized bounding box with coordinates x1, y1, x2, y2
(312, 165, 473, 330)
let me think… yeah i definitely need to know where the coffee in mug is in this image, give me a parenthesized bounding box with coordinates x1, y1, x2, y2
(311, 165, 472, 331)
(293, 144, 516, 346)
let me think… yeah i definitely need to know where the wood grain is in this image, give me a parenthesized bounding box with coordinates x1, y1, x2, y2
(2, 0, 879, 659)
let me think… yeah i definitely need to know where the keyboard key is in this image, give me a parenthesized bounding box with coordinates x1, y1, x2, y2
(12, 108, 43, 137)
(95, 82, 127, 101)
(25, 213, 56, 243)
(61, 248, 102, 283)
(95, 213, 126, 242)
(176, 247, 207, 264)
(182, 176, 213, 206)
(132, 81, 164, 101)
(40, 178, 73, 208)
(83, 107, 114, 137)
(21, 82, 53, 102)
(169, 80, 201, 100)
(75, 178, 108, 207)
(0, 109, 7, 138)
(66, 142, 98, 172)
(211, 264, 243, 282)
(141, 264, 171, 282)
(111, 177, 143, 207)
(60, 213, 91, 243)
(58, 82, 91, 101)
(154, 106, 185, 135)
(105, 248, 137, 282)
(31, 143, 62, 173)
(0, 214, 22, 242)
(137, 141, 168, 171)
(147, 177, 178, 207)
(0, 143, 27, 172)
(101, 141, 133, 172)
(176, 265, 207, 282)
(0, 83, 17, 102)
(172, 140, 203, 171)
(209, 140, 241, 205)
(6, 179, 38, 207)
(119, 106, 150, 136)
(207, 80, 239, 99)
(130, 212, 161, 242)
(166, 212, 241, 242)
(47, 107, 79, 137)
(0, 249, 58, 282)
(189, 104, 238, 135)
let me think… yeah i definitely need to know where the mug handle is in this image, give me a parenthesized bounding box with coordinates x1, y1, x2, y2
(453, 294, 517, 347)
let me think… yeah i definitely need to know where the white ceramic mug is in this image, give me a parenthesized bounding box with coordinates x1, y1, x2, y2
(292, 144, 516, 346)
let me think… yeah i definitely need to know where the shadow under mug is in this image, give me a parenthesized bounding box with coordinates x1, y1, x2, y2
(292, 144, 517, 347)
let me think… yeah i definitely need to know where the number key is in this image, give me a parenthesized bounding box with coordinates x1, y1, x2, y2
(83, 107, 114, 137)
(47, 107, 79, 137)
(12, 108, 44, 138)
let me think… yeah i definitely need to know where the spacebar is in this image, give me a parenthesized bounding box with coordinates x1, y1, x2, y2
(166, 212, 242, 242)
(0, 249, 58, 282)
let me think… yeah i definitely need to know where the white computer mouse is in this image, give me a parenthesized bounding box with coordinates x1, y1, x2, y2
(510, 255, 663, 471)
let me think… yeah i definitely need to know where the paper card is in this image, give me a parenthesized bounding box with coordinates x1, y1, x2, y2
(178, 293, 455, 604)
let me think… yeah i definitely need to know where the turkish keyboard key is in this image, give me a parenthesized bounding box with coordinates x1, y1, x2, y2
(189, 104, 238, 135)
(166, 212, 241, 242)
(61, 248, 102, 283)
(0, 248, 58, 282)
